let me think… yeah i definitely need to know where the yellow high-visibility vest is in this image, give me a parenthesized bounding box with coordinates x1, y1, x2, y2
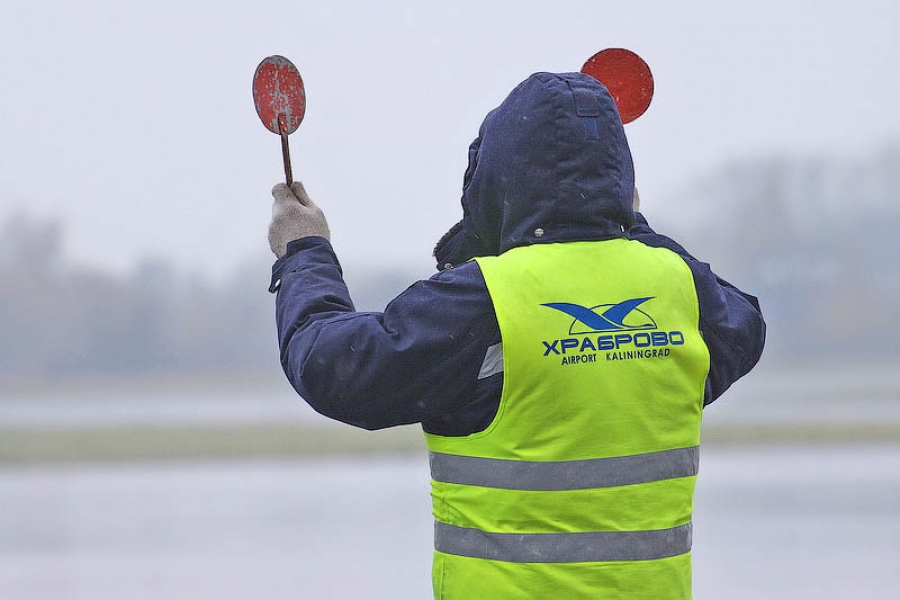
(425, 238, 710, 599)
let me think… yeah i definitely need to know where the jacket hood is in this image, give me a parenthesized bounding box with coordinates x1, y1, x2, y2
(435, 72, 635, 270)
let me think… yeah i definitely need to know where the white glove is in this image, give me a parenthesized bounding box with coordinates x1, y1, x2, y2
(268, 182, 330, 259)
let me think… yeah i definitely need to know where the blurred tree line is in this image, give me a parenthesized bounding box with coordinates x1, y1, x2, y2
(670, 141, 900, 360)
(1, 141, 898, 382)
(0, 212, 278, 381)
(0, 213, 420, 383)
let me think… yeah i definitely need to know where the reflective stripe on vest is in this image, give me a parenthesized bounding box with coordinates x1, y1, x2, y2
(435, 521, 692, 563)
(430, 446, 699, 491)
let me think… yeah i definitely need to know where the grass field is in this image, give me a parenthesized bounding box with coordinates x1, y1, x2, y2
(2, 421, 898, 465)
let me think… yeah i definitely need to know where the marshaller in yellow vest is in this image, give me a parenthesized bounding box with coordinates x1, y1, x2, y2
(266, 71, 766, 599)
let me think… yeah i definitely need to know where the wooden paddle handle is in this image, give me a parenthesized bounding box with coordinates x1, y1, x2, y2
(278, 115, 293, 186)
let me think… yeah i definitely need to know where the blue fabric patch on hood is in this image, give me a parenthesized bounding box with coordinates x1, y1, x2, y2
(435, 72, 635, 269)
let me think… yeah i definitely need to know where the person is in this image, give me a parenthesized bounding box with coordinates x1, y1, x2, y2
(266, 71, 765, 599)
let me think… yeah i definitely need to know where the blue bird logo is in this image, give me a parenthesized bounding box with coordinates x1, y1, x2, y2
(542, 297, 657, 335)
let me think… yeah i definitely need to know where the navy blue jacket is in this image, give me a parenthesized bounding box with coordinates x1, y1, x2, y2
(270, 73, 765, 436)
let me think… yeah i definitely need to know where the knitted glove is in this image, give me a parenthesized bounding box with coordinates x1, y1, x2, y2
(268, 182, 330, 259)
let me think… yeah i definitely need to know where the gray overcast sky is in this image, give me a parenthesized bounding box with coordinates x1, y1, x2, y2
(1, 0, 897, 279)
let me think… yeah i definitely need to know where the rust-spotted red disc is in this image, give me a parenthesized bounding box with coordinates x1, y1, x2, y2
(253, 55, 306, 135)
(581, 48, 653, 124)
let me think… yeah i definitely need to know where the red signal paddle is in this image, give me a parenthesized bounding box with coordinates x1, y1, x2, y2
(581, 48, 654, 124)
(252, 55, 306, 185)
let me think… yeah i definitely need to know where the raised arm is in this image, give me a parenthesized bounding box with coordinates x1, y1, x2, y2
(268, 183, 498, 429)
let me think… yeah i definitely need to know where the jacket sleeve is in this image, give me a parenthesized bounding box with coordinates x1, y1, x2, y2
(270, 237, 499, 430)
(629, 214, 766, 405)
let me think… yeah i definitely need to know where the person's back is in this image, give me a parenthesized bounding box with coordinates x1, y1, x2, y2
(429, 239, 707, 598)
(266, 71, 765, 598)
